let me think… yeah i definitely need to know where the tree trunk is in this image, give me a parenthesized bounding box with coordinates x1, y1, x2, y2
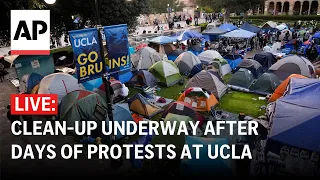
(224, 8, 230, 23)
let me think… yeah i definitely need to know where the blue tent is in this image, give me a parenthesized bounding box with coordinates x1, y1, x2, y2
(268, 78, 320, 153)
(218, 23, 238, 32)
(148, 36, 177, 44)
(26, 73, 43, 93)
(173, 30, 204, 41)
(105, 103, 134, 141)
(181, 136, 233, 176)
(240, 22, 261, 33)
(223, 54, 243, 70)
(81, 78, 103, 91)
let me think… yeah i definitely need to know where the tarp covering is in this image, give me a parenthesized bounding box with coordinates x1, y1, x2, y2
(173, 30, 205, 41)
(202, 27, 227, 35)
(218, 23, 238, 32)
(220, 29, 256, 39)
(235, 59, 263, 79)
(148, 36, 177, 45)
(128, 93, 163, 118)
(268, 74, 307, 102)
(240, 22, 261, 33)
(129, 70, 157, 88)
(181, 136, 232, 176)
(186, 70, 227, 99)
(268, 55, 315, 81)
(223, 54, 243, 70)
(38, 73, 83, 103)
(228, 68, 254, 89)
(253, 52, 277, 72)
(60, 90, 107, 135)
(268, 78, 320, 153)
(249, 73, 281, 95)
(174, 51, 202, 76)
(148, 60, 182, 87)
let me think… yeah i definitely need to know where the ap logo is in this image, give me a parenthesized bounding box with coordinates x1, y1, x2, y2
(11, 10, 50, 55)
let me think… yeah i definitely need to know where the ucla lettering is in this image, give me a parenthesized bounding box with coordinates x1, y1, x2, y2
(77, 51, 103, 78)
(74, 37, 97, 48)
(14, 20, 47, 40)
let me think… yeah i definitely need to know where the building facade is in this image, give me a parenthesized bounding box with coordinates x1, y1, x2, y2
(264, 0, 320, 15)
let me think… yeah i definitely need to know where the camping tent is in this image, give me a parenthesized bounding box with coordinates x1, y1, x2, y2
(38, 73, 83, 103)
(218, 23, 238, 32)
(149, 43, 176, 55)
(93, 80, 128, 102)
(268, 74, 307, 102)
(129, 70, 157, 88)
(162, 101, 205, 127)
(228, 68, 255, 89)
(181, 136, 232, 176)
(128, 93, 163, 118)
(185, 70, 227, 99)
(253, 52, 277, 72)
(249, 73, 281, 95)
(177, 87, 218, 112)
(240, 22, 261, 33)
(59, 90, 107, 135)
(132, 47, 167, 70)
(19, 73, 43, 94)
(235, 59, 263, 79)
(148, 36, 177, 45)
(279, 29, 292, 41)
(268, 55, 315, 80)
(220, 29, 256, 39)
(261, 21, 277, 29)
(11, 55, 55, 80)
(167, 49, 184, 61)
(105, 103, 134, 141)
(267, 78, 320, 153)
(174, 51, 202, 76)
(148, 60, 182, 87)
(198, 50, 232, 76)
(223, 54, 243, 70)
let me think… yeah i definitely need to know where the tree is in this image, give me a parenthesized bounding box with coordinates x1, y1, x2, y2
(196, 0, 265, 22)
(148, 0, 185, 14)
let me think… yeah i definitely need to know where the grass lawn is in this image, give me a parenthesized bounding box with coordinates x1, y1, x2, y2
(50, 46, 72, 54)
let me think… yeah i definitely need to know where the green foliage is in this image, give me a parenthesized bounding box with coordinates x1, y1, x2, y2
(148, 0, 185, 14)
(196, 0, 265, 12)
(199, 23, 208, 31)
(230, 15, 320, 21)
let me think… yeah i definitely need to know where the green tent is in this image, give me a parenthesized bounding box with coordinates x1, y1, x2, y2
(151, 113, 191, 157)
(148, 60, 182, 87)
(59, 90, 107, 135)
(228, 68, 254, 89)
(249, 73, 281, 95)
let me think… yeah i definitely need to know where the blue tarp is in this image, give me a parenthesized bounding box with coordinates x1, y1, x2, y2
(173, 30, 204, 41)
(220, 29, 256, 39)
(268, 78, 320, 153)
(224, 54, 243, 70)
(218, 23, 238, 32)
(240, 22, 261, 33)
(26, 73, 43, 93)
(148, 36, 177, 44)
(181, 136, 232, 176)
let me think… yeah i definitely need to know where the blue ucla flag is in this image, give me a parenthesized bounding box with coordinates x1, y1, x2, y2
(103, 24, 130, 77)
(69, 28, 104, 83)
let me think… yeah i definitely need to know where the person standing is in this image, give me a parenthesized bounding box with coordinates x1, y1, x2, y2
(0, 63, 5, 82)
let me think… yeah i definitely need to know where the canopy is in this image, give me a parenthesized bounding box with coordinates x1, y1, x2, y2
(202, 27, 227, 35)
(220, 29, 256, 39)
(173, 30, 204, 41)
(218, 23, 238, 32)
(240, 22, 261, 33)
(148, 36, 177, 45)
(268, 78, 320, 153)
(262, 21, 277, 29)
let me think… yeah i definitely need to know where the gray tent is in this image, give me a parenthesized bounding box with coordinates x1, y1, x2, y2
(174, 51, 202, 76)
(235, 59, 263, 78)
(268, 55, 316, 81)
(132, 47, 167, 70)
(249, 73, 281, 95)
(228, 68, 255, 89)
(129, 70, 157, 88)
(185, 70, 227, 99)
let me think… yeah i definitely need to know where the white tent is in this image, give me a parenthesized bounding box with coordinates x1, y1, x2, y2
(38, 73, 83, 103)
(220, 29, 256, 39)
(198, 50, 232, 76)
